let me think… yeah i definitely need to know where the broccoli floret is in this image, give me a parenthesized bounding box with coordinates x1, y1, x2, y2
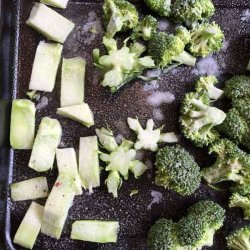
(177, 200, 225, 249)
(147, 219, 181, 250)
(103, 0, 139, 38)
(218, 109, 249, 145)
(224, 75, 250, 100)
(143, 0, 172, 17)
(188, 22, 224, 57)
(155, 145, 201, 196)
(148, 32, 196, 68)
(232, 98, 250, 121)
(175, 26, 191, 44)
(131, 15, 157, 41)
(127, 118, 178, 152)
(94, 38, 155, 92)
(195, 76, 224, 100)
(172, 0, 215, 25)
(180, 92, 226, 147)
(201, 139, 250, 185)
(230, 193, 250, 220)
(227, 226, 250, 250)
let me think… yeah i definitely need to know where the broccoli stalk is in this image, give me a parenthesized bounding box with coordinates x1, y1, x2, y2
(195, 76, 224, 100)
(127, 118, 178, 152)
(105, 171, 122, 198)
(94, 38, 155, 92)
(230, 193, 250, 220)
(180, 92, 226, 147)
(247, 59, 250, 71)
(131, 15, 157, 41)
(201, 139, 250, 185)
(103, 0, 139, 38)
(227, 226, 250, 250)
(143, 0, 172, 17)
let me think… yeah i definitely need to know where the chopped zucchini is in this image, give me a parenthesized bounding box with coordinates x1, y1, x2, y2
(10, 99, 36, 149)
(26, 3, 75, 43)
(61, 57, 86, 107)
(57, 103, 94, 127)
(41, 174, 75, 239)
(29, 41, 63, 92)
(29, 117, 62, 172)
(71, 220, 119, 243)
(79, 136, 100, 192)
(56, 148, 82, 195)
(14, 202, 44, 249)
(40, 0, 69, 9)
(11, 177, 49, 201)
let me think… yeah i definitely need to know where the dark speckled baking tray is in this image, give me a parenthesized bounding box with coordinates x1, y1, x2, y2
(2, 0, 250, 249)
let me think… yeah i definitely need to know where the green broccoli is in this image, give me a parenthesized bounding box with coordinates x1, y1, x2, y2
(232, 98, 250, 121)
(224, 75, 250, 100)
(171, 0, 215, 25)
(147, 219, 181, 250)
(148, 32, 196, 68)
(130, 15, 158, 41)
(188, 22, 224, 57)
(127, 117, 178, 152)
(175, 26, 191, 44)
(180, 92, 226, 147)
(195, 76, 224, 100)
(155, 145, 201, 196)
(229, 193, 250, 220)
(94, 38, 155, 92)
(201, 139, 250, 185)
(143, 0, 172, 17)
(177, 200, 225, 249)
(227, 226, 250, 250)
(103, 0, 139, 38)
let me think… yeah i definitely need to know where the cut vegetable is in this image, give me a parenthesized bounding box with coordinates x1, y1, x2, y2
(29, 41, 63, 92)
(10, 99, 36, 149)
(105, 171, 122, 198)
(26, 3, 75, 43)
(79, 136, 100, 192)
(40, 0, 69, 9)
(95, 127, 118, 152)
(247, 59, 250, 71)
(11, 177, 49, 201)
(56, 148, 82, 195)
(14, 202, 44, 249)
(29, 117, 62, 172)
(71, 220, 119, 243)
(57, 103, 94, 127)
(61, 57, 86, 107)
(41, 174, 75, 239)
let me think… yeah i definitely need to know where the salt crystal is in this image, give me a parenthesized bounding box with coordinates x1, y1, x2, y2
(147, 91, 175, 107)
(157, 19, 171, 31)
(241, 10, 250, 22)
(36, 96, 48, 110)
(147, 190, 163, 210)
(153, 108, 164, 121)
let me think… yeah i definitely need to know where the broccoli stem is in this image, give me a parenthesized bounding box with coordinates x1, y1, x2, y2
(206, 85, 224, 100)
(172, 51, 196, 66)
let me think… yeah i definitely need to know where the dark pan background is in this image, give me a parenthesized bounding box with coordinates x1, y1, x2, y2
(1, 0, 250, 249)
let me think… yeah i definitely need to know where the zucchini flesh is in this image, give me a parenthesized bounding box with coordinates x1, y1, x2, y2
(11, 177, 49, 201)
(79, 136, 100, 192)
(61, 57, 86, 107)
(29, 41, 63, 92)
(41, 174, 75, 239)
(10, 99, 36, 149)
(40, 0, 69, 9)
(29, 117, 62, 172)
(14, 202, 44, 249)
(71, 220, 119, 243)
(56, 148, 82, 195)
(57, 103, 94, 127)
(26, 3, 75, 43)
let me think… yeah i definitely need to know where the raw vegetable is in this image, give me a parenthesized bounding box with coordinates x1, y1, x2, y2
(60, 57, 86, 107)
(11, 177, 49, 201)
(40, 0, 69, 9)
(143, 0, 171, 17)
(71, 220, 119, 243)
(127, 118, 178, 152)
(41, 174, 76, 239)
(10, 99, 36, 149)
(227, 226, 250, 250)
(79, 136, 100, 193)
(14, 202, 44, 249)
(26, 3, 75, 43)
(57, 103, 94, 127)
(56, 148, 82, 195)
(95, 127, 118, 152)
(247, 59, 250, 71)
(29, 117, 62, 172)
(29, 41, 63, 92)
